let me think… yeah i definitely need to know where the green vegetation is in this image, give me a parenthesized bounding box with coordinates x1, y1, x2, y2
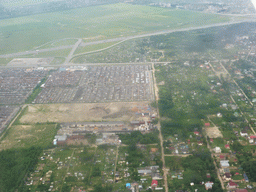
(0, 3, 231, 55)
(26, 77, 47, 103)
(0, 147, 42, 192)
(0, 58, 12, 65)
(118, 130, 159, 145)
(167, 149, 223, 191)
(24, 48, 72, 58)
(1, 0, 62, 8)
(74, 41, 121, 55)
(0, 123, 57, 150)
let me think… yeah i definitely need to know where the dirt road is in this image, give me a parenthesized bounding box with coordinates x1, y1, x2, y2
(152, 63, 168, 192)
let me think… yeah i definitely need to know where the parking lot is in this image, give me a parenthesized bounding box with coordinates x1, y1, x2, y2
(35, 65, 154, 103)
(0, 68, 47, 104)
(0, 105, 20, 135)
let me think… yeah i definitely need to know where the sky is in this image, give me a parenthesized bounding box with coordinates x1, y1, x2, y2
(251, 0, 256, 10)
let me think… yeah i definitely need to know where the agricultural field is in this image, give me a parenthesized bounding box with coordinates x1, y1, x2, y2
(19, 102, 153, 124)
(0, 3, 231, 55)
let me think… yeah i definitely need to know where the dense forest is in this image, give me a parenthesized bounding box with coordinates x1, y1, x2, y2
(0, 147, 42, 192)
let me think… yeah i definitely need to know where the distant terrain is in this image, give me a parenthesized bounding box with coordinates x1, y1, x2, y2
(0, 3, 231, 55)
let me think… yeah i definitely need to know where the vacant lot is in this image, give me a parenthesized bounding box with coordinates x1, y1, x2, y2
(19, 102, 152, 123)
(0, 124, 57, 150)
(0, 3, 231, 54)
(205, 126, 223, 138)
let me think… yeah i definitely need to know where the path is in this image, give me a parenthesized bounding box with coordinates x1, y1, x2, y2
(0, 105, 27, 141)
(59, 148, 75, 192)
(113, 145, 119, 182)
(152, 63, 168, 192)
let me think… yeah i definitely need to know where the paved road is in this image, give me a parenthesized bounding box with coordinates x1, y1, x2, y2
(64, 38, 82, 65)
(0, 19, 255, 59)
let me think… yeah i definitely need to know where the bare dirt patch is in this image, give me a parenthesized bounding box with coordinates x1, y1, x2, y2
(205, 126, 223, 138)
(20, 102, 153, 123)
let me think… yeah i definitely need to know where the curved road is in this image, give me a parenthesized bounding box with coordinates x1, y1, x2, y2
(0, 19, 255, 59)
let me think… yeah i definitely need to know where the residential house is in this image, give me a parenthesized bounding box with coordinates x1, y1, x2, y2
(194, 131, 200, 135)
(223, 173, 232, 181)
(240, 131, 248, 137)
(126, 183, 131, 189)
(220, 160, 230, 168)
(197, 141, 203, 146)
(249, 135, 256, 144)
(227, 181, 238, 189)
(243, 173, 249, 182)
(151, 180, 158, 189)
(138, 168, 152, 176)
(235, 189, 248, 192)
(213, 147, 221, 153)
(225, 144, 230, 149)
(205, 181, 214, 190)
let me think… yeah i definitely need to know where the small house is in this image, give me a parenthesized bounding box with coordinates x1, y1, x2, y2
(151, 180, 158, 188)
(227, 181, 238, 189)
(205, 181, 214, 190)
(240, 131, 248, 137)
(213, 147, 221, 153)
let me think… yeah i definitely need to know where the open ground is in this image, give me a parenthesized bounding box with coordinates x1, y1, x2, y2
(0, 3, 231, 55)
(19, 102, 153, 124)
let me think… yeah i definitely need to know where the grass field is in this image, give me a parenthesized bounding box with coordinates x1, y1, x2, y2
(1, 0, 62, 8)
(22, 48, 72, 58)
(74, 41, 121, 55)
(0, 58, 13, 65)
(0, 3, 231, 55)
(0, 124, 57, 150)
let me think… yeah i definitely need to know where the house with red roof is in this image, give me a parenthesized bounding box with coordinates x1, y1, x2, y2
(197, 141, 203, 146)
(205, 123, 210, 127)
(249, 135, 256, 144)
(227, 181, 238, 189)
(210, 139, 213, 143)
(219, 155, 225, 160)
(194, 131, 199, 135)
(235, 189, 248, 192)
(225, 144, 230, 149)
(151, 180, 158, 188)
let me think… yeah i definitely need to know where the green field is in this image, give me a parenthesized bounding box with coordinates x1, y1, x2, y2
(1, 0, 62, 8)
(0, 3, 231, 55)
(74, 41, 121, 55)
(0, 123, 57, 150)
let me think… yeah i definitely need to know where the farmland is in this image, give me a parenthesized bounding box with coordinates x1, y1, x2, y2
(0, 3, 231, 55)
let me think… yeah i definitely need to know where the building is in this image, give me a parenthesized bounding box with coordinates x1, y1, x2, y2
(227, 181, 238, 189)
(138, 168, 152, 176)
(243, 173, 249, 182)
(240, 131, 248, 137)
(249, 135, 256, 144)
(126, 183, 131, 189)
(213, 147, 221, 153)
(205, 181, 214, 190)
(236, 189, 248, 192)
(151, 180, 158, 189)
(220, 160, 230, 168)
(224, 173, 232, 181)
(225, 144, 230, 149)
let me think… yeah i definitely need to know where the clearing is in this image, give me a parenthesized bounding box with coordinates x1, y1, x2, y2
(19, 102, 154, 123)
